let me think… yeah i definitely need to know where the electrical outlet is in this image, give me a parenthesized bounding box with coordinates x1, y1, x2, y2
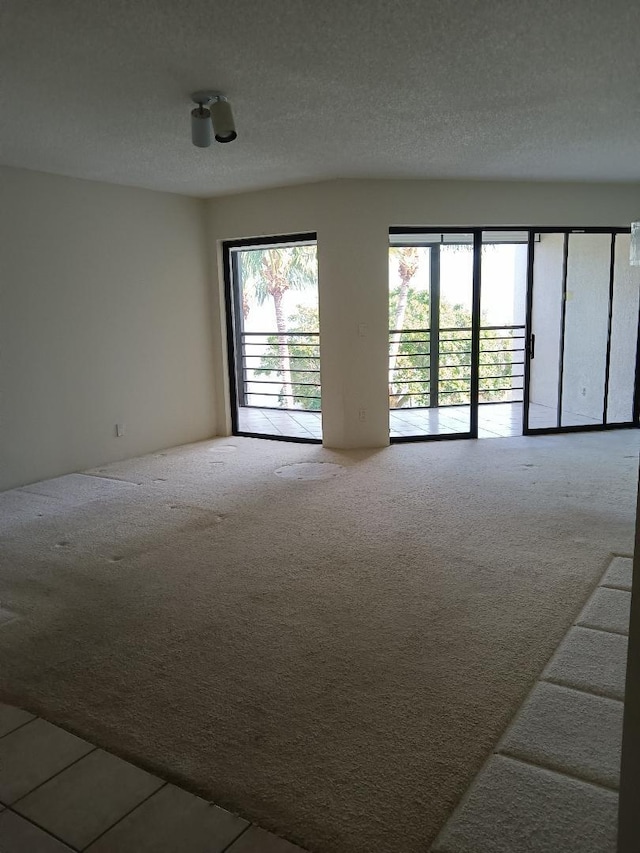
(358, 408, 367, 422)
(115, 423, 125, 437)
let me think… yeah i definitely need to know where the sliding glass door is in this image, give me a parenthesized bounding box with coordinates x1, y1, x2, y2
(525, 230, 640, 433)
(223, 234, 322, 442)
(389, 230, 530, 441)
(388, 232, 479, 439)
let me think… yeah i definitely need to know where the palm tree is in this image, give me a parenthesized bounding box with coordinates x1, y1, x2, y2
(240, 246, 317, 409)
(389, 246, 420, 405)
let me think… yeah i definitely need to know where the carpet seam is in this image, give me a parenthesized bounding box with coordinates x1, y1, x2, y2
(77, 472, 142, 485)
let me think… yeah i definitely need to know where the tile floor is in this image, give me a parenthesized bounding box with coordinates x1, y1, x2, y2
(0, 707, 307, 853)
(238, 407, 322, 440)
(237, 401, 603, 441)
(430, 554, 631, 853)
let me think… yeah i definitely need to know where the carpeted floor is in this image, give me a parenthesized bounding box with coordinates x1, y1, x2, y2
(0, 431, 637, 853)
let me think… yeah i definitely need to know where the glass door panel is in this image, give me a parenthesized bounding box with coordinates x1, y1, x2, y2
(527, 233, 565, 430)
(479, 231, 528, 437)
(607, 234, 640, 424)
(225, 236, 321, 442)
(388, 233, 475, 438)
(437, 239, 474, 434)
(561, 233, 610, 427)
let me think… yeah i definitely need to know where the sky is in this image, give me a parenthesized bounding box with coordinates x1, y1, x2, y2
(240, 244, 527, 333)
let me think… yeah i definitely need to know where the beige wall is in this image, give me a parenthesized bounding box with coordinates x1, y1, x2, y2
(2, 172, 639, 487)
(0, 167, 216, 491)
(207, 178, 640, 448)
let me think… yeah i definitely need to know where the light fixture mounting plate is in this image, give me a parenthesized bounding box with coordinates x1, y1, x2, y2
(191, 90, 225, 106)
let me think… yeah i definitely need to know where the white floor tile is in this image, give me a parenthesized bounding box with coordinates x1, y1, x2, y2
(577, 588, 631, 636)
(498, 682, 623, 789)
(601, 556, 633, 591)
(226, 826, 308, 852)
(0, 703, 35, 738)
(431, 755, 618, 853)
(0, 810, 74, 852)
(542, 626, 628, 701)
(14, 749, 164, 850)
(0, 719, 94, 804)
(85, 784, 248, 853)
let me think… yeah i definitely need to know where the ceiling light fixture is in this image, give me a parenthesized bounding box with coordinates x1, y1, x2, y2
(630, 222, 640, 266)
(190, 91, 237, 148)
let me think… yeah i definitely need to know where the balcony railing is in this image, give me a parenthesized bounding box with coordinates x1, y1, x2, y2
(238, 325, 525, 412)
(388, 324, 525, 408)
(239, 331, 321, 410)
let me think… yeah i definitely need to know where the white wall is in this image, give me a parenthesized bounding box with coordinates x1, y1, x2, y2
(0, 167, 216, 491)
(207, 178, 640, 448)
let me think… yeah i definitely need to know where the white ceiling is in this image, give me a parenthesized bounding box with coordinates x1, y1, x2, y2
(1, 0, 639, 197)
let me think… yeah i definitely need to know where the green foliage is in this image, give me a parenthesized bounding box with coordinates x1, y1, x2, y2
(254, 306, 321, 410)
(240, 246, 317, 306)
(255, 292, 518, 411)
(389, 288, 518, 407)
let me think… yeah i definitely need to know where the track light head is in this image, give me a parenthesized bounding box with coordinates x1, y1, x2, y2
(189, 91, 237, 148)
(210, 97, 237, 143)
(190, 103, 212, 148)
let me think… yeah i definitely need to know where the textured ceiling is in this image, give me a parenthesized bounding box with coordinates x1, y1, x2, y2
(1, 0, 639, 197)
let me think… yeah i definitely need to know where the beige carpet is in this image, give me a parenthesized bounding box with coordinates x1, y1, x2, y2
(0, 431, 637, 852)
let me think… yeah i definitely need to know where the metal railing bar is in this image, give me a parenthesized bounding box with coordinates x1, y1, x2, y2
(246, 382, 321, 388)
(246, 393, 322, 399)
(242, 331, 319, 336)
(243, 368, 321, 375)
(242, 354, 321, 361)
(389, 367, 431, 372)
(241, 340, 319, 345)
(389, 324, 524, 334)
(242, 343, 320, 349)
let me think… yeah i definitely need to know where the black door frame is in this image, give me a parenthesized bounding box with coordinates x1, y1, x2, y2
(222, 232, 321, 444)
(390, 227, 547, 442)
(388, 228, 482, 442)
(523, 226, 640, 436)
(222, 227, 640, 445)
